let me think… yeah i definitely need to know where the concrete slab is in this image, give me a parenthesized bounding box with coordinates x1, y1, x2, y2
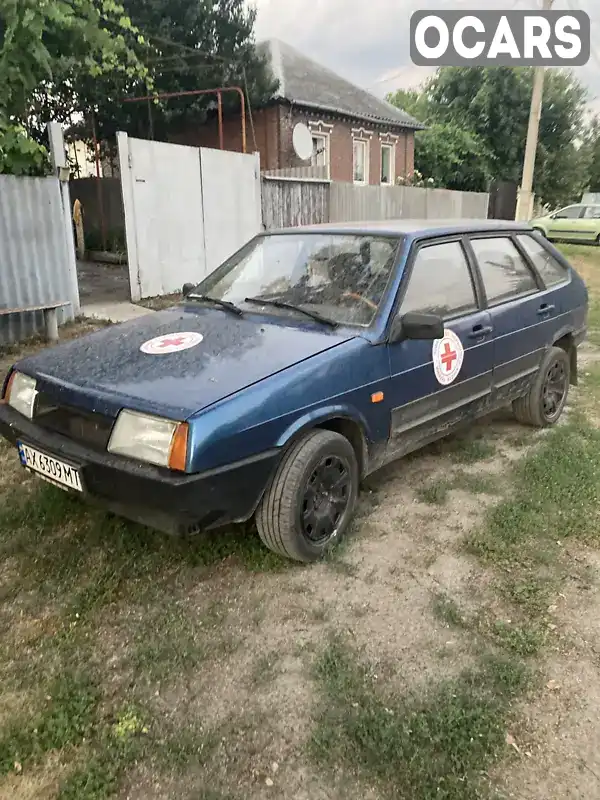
(81, 302, 155, 323)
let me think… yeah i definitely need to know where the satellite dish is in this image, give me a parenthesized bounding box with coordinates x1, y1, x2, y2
(292, 123, 314, 161)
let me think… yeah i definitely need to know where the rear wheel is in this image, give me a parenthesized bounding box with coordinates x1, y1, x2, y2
(255, 429, 359, 562)
(513, 346, 570, 428)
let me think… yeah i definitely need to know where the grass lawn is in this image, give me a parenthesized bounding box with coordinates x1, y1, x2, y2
(1, 246, 600, 798)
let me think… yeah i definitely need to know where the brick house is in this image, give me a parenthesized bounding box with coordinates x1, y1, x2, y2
(175, 39, 424, 185)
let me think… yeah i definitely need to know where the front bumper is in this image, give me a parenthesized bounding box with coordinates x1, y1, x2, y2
(0, 403, 279, 535)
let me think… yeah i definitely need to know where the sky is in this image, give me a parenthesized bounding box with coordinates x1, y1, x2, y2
(252, 0, 600, 112)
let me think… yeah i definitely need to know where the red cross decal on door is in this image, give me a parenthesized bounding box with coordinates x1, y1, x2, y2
(441, 342, 458, 372)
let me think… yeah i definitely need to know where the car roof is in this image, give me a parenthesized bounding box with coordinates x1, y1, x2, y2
(270, 219, 532, 238)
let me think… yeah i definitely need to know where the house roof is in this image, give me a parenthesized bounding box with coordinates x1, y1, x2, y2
(258, 39, 425, 131)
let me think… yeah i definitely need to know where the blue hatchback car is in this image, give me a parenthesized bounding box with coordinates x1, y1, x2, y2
(0, 220, 588, 562)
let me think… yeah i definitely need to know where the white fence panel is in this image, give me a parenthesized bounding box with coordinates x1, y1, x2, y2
(329, 182, 488, 223)
(118, 134, 206, 301)
(200, 148, 261, 276)
(0, 175, 78, 344)
(118, 134, 262, 300)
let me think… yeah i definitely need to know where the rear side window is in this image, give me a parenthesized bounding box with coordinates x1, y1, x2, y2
(516, 235, 568, 288)
(470, 237, 538, 306)
(583, 206, 600, 219)
(400, 241, 477, 319)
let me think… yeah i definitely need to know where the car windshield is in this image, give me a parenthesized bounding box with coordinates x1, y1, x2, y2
(191, 233, 403, 327)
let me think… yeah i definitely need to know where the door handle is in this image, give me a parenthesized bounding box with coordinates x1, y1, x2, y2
(537, 303, 556, 316)
(468, 324, 493, 339)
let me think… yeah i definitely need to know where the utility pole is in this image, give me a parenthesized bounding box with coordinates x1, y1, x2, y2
(515, 0, 553, 221)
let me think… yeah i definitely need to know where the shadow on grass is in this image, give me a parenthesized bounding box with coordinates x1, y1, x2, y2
(0, 481, 291, 610)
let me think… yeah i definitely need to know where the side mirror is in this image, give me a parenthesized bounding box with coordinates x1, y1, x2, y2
(390, 312, 444, 343)
(182, 283, 195, 297)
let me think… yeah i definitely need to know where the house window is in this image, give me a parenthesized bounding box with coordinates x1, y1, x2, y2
(353, 139, 368, 184)
(310, 133, 330, 177)
(381, 143, 394, 185)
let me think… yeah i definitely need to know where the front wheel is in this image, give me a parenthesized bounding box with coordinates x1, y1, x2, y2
(256, 429, 359, 562)
(513, 346, 570, 427)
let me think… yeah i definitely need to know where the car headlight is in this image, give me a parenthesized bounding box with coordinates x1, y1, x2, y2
(4, 372, 37, 419)
(107, 409, 189, 470)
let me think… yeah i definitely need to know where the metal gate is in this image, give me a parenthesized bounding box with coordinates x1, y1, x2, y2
(117, 133, 261, 301)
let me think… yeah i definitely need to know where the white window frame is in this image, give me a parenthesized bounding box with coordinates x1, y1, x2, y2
(380, 143, 395, 186)
(308, 121, 333, 180)
(311, 133, 329, 174)
(353, 138, 369, 185)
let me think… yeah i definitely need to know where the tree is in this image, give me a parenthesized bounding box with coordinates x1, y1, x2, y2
(585, 116, 600, 194)
(0, 0, 147, 173)
(80, 0, 277, 145)
(387, 66, 588, 207)
(385, 88, 429, 123)
(415, 123, 492, 193)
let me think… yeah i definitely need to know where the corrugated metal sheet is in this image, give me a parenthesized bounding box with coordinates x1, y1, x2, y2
(262, 177, 329, 230)
(0, 175, 76, 344)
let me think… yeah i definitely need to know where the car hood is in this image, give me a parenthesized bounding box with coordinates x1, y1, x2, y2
(16, 306, 357, 419)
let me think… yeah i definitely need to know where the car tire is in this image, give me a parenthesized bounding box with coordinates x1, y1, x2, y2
(532, 227, 546, 238)
(255, 429, 359, 562)
(513, 346, 570, 428)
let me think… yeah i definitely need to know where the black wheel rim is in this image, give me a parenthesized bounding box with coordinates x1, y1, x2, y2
(301, 455, 351, 545)
(542, 358, 568, 421)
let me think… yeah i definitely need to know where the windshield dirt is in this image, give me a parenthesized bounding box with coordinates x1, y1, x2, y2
(193, 233, 403, 326)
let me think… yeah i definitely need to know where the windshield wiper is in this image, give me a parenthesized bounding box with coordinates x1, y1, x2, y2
(244, 297, 338, 328)
(186, 294, 243, 316)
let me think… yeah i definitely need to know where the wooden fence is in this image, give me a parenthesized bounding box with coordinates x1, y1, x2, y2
(261, 176, 330, 230)
(261, 179, 490, 230)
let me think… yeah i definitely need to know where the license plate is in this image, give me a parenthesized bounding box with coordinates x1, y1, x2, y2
(17, 442, 83, 492)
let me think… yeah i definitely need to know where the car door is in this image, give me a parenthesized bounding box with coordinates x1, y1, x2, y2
(385, 238, 494, 460)
(467, 235, 549, 405)
(580, 205, 600, 243)
(546, 205, 586, 241)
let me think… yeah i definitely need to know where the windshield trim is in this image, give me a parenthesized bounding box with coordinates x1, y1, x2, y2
(189, 231, 405, 329)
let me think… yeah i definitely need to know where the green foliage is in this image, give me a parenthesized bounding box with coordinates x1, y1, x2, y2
(0, 0, 147, 173)
(582, 116, 600, 194)
(0, 123, 50, 175)
(387, 66, 588, 206)
(415, 122, 492, 192)
(81, 0, 278, 145)
(385, 88, 429, 122)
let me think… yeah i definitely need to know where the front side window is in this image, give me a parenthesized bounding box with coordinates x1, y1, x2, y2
(381, 144, 394, 185)
(470, 237, 538, 305)
(353, 140, 368, 184)
(194, 233, 402, 327)
(553, 205, 583, 219)
(516, 234, 568, 288)
(399, 241, 477, 319)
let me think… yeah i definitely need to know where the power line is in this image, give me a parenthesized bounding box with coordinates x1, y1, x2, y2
(146, 33, 245, 67)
